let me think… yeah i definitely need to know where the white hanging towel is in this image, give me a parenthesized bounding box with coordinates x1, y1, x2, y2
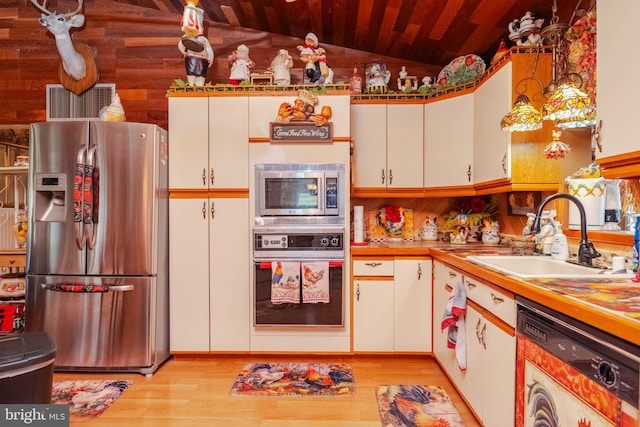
(301, 261, 330, 303)
(441, 281, 467, 371)
(270, 261, 301, 304)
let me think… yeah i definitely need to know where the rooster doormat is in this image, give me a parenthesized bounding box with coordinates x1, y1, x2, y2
(376, 385, 467, 427)
(51, 379, 132, 421)
(230, 362, 355, 397)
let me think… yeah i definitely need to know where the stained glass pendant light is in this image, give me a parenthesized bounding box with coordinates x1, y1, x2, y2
(500, 93, 543, 131)
(541, 77, 594, 121)
(555, 105, 597, 129)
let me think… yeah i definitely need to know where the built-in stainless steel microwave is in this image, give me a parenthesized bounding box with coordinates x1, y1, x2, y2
(255, 163, 344, 217)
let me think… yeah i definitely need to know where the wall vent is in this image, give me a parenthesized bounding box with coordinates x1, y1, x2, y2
(46, 83, 115, 121)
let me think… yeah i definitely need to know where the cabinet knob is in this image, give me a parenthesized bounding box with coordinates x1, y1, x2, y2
(467, 164, 471, 182)
(389, 169, 393, 185)
(202, 202, 206, 219)
(480, 322, 487, 349)
(202, 168, 207, 186)
(365, 262, 382, 267)
(210, 168, 215, 186)
(381, 169, 385, 185)
(211, 201, 215, 219)
(417, 263, 422, 280)
(501, 153, 507, 174)
(356, 283, 360, 301)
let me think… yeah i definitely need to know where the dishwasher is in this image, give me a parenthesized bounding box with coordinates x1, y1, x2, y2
(516, 297, 639, 427)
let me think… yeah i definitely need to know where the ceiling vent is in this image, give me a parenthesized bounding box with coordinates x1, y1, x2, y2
(46, 83, 115, 121)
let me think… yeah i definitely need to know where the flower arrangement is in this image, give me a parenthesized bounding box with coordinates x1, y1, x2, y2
(441, 195, 499, 232)
(376, 205, 406, 238)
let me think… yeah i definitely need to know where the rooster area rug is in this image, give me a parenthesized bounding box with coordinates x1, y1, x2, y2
(230, 362, 355, 397)
(51, 380, 132, 421)
(376, 385, 467, 427)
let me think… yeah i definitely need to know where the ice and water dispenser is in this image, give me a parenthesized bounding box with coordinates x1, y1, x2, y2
(33, 173, 67, 222)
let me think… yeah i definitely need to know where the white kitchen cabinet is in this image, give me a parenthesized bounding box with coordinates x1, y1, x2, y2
(473, 62, 511, 185)
(596, 2, 640, 167)
(432, 261, 515, 427)
(353, 257, 432, 352)
(168, 96, 248, 190)
(351, 103, 424, 191)
(168, 95, 251, 353)
(393, 258, 432, 352)
(169, 198, 210, 352)
(169, 197, 250, 352)
(424, 94, 474, 189)
(353, 279, 394, 352)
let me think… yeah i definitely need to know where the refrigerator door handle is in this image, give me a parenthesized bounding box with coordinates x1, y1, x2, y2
(74, 146, 87, 250)
(40, 283, 134, 292)
(85, 146, 98, 251)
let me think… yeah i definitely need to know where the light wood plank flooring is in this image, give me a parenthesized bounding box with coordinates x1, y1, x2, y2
(53, 355, 482, 426)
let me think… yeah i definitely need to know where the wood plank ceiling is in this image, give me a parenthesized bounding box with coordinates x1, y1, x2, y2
(37, 0, 587, 68)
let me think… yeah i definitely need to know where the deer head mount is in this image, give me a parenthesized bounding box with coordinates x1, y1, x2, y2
(32, 0, 99, 95)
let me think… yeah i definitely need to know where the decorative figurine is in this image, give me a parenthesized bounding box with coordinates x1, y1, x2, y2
(535, 210, 557, 254)
(297, 32, 334, 84)
(523, 212, 537, 236)
(228, 44, 255, 85)
(482, 218, 501, 245)
(450, 213, 470, 245)
(397, 66, 418, 93)
(507, 11, 544, 46)
(178, 0, 213, 86)
(365, 63, 390, 94)
(420, 217, 439, 241)
(269, 49, 294, 86)
(275, 89, 318, 123)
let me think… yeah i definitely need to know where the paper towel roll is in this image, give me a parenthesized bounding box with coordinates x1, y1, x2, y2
(353, 206, 364, 243)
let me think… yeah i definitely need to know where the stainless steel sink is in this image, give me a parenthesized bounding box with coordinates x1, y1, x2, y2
(465, 255, 634, 279)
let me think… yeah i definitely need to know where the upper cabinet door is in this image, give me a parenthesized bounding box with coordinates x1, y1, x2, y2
(596, 2, 640, 163)
(209, 97, 249, 189)
(351, 103, 388, 188)
(386, 104, 424, 189)
(168, 97, 209, 189)
(473, 62, 512, 185)
(424, 94, 474, 188)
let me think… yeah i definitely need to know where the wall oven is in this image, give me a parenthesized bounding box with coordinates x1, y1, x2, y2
(255, 163, 344, 218)
(516, 297, 639, 427)
(253, 226, 344, 327)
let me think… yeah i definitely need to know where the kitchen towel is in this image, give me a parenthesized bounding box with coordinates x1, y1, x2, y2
(302, 261, 330, 303)
(441, 282, 467, 371)
(270, 261, 301, 304)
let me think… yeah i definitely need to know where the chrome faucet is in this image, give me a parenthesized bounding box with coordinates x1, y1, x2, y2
(531, 193, 601, 266)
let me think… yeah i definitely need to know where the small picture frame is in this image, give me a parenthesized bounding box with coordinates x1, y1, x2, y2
(507, 191, 541, 216)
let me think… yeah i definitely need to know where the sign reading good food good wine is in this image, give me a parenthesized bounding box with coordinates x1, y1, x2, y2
(269, 122, 333, 143)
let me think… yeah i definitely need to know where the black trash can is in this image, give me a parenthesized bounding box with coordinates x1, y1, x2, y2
(0, 331, 56, 403)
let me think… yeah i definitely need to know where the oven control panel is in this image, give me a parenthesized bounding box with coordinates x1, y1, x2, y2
(254, 232, 343, 251)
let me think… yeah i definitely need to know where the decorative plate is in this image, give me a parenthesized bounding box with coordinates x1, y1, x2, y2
(437, 54, 486, 87)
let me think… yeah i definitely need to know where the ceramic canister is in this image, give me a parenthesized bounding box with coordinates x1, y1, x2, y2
(565, 177, 606, 230)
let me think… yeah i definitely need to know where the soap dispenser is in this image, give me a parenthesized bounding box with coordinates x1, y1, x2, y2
(550, 222, 569, 261)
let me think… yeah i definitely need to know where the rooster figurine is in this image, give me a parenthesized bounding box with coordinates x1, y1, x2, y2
(272, 261, 283, 285)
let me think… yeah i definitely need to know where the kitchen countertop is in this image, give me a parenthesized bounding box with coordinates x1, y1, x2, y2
(351, 241, 640, 347)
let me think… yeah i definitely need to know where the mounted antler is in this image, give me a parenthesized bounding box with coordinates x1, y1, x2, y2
(32, 0, 99, 95)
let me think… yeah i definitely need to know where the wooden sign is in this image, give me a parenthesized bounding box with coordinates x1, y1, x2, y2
(269, 122, 333, 143)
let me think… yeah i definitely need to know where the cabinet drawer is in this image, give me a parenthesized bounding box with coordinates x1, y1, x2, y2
(435, 263, 461, 288)
(481, 285, 515, 327)
(353, 260, 394, 277)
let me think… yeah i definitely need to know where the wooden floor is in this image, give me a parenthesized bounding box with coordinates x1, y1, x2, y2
(53, 354, 482, 426)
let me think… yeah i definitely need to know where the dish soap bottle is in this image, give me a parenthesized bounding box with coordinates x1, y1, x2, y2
(550, 223, 569, 261)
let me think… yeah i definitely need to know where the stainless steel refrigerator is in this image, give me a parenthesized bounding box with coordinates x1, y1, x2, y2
(25, 121, 170, 376)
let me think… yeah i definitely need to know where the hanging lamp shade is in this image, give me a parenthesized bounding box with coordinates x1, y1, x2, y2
(541, 80, 594, 121)
(556, 108, 597, 129)
(501, 94, 543, 132)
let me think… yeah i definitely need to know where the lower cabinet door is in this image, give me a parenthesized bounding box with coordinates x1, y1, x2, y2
(353, 279, 394, 352)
